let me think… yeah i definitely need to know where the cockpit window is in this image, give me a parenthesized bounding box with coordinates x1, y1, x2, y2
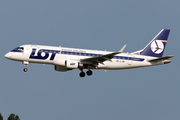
(11, 47, 24, 52)
(14, 47, 24, 50)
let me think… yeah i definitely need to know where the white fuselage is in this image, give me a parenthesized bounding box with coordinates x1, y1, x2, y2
(4, 29, 173, 77)
(5, 44, 162, 70)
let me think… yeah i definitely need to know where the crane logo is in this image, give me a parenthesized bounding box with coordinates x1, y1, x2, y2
(151, 40, 164, 54)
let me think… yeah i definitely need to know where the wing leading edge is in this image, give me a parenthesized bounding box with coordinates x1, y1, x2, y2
(80, 45, 126, 65)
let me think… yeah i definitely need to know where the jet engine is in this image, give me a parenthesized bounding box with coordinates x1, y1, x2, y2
(54, 65, 69, 72)
(65, 60, 79, 69)
(54, 59, 80, 70)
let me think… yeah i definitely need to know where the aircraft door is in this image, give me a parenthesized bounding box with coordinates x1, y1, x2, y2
(23, 45, 35, 61)
(128, 54, 133, 65)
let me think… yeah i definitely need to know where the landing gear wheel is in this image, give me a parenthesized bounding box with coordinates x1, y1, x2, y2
(22, 61, 29, 72)
(79, 72, 85, 77)
(23, 68, 28, 72)
(86, 70, 93, 76)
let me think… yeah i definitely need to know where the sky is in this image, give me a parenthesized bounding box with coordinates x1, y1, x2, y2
(0, 0, 180, 120)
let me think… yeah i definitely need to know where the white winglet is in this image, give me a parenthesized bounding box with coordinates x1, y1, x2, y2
(119, 44, 126, 53)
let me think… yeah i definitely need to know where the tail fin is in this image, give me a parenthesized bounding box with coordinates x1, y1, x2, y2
(140, 29, 170, 57)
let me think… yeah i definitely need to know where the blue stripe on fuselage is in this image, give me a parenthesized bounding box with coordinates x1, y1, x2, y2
(29, 49, 144, 62)
(61, 51, 145, 62)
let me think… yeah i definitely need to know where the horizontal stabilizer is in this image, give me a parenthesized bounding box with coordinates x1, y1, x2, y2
(148, 56, 174, 62)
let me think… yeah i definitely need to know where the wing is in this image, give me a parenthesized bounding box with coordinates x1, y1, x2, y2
(80, 45, 126, 65)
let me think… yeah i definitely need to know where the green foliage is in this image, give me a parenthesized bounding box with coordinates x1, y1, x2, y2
(7, 114, 20, 120)
(0, 113, 3, 120)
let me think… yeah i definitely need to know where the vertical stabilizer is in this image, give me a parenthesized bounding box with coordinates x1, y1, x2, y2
(140, 29, 170, 57)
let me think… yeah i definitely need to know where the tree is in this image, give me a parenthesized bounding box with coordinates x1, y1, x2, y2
(0, 113, 3, 120)
(7, 114, 20, 120)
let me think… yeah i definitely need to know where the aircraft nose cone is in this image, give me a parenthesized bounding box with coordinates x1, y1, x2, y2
(5, 52, 12, 59)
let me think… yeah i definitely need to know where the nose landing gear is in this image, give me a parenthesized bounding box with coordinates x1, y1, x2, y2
(23, 68, 28, 72)
(23, 61, 29, 72)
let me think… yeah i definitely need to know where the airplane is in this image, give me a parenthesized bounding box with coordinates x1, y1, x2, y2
(5, 29, 174, 77)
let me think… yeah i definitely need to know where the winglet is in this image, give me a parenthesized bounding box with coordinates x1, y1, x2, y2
(119, 44, 126, 53)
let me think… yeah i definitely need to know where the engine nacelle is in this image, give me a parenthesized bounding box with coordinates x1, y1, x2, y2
(65, 60, 79, 69)
(54, 59, 79, 69)
(54, 65, 68, 72)
(54, 59, 66, 66)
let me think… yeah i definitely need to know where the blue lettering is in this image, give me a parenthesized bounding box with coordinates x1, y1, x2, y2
(29, 49, 60, 60)
(70, 63, 76, 65)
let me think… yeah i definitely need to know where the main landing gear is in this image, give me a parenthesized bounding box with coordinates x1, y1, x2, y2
(23, 61, 29, 72)
(79, 69, 93, 77)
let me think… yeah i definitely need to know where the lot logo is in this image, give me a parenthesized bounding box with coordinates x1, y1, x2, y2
(70, 63, 76, 66)
(29, 49, 60, 60)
